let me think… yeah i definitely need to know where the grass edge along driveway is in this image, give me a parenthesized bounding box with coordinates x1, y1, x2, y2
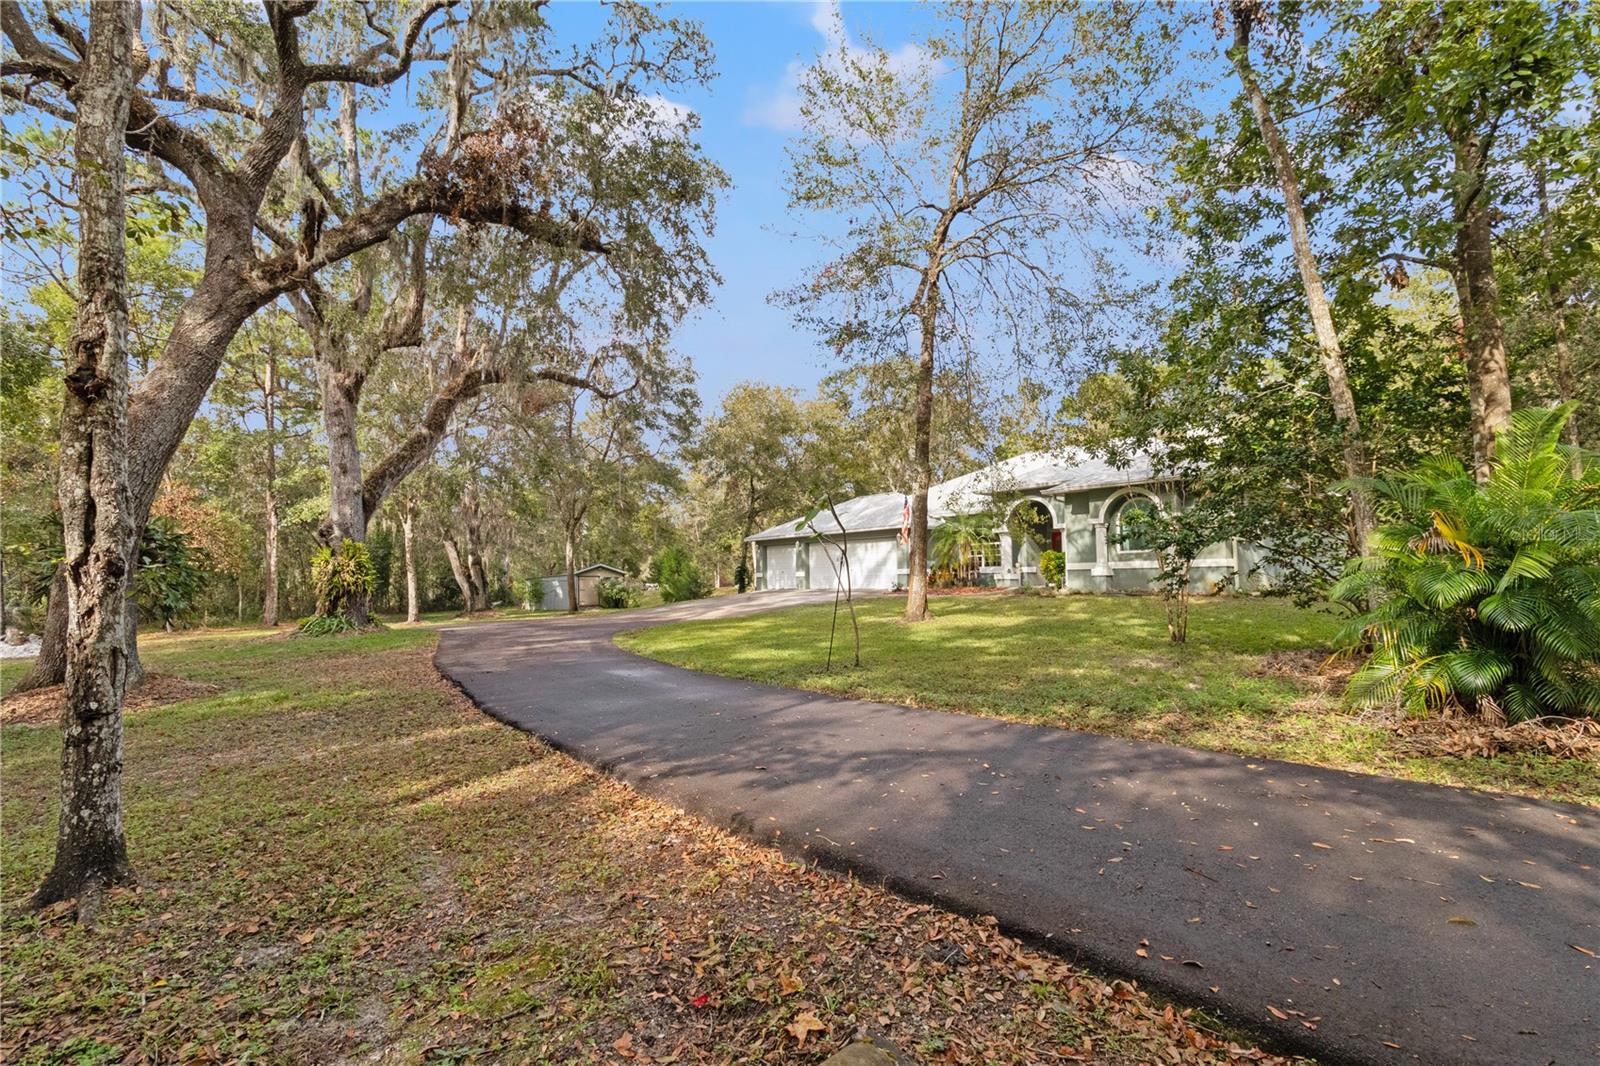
(618, 593, 1598, 806)
(1, 627, 1299, 1065)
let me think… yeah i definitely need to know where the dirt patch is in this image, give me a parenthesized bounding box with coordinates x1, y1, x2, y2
(1, 673, 221, 727)
(1392, 715, 1600, 760)
(1249, 649, 1356, 695)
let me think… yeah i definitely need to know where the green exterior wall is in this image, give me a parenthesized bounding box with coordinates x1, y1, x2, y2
(755, 480, 1278, 594)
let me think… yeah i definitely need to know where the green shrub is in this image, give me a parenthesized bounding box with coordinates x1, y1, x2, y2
(516, 576, 546, 611)
(308, 539, 377, 624)
(296, 612, 361, 637)
(1114, 497, 1236, 644)
(1039, 549, 1065, 587)
(596, 576, 639, 609)
(1332, 406, 1600, 721)
(135, 516, 210, 631)
(652, 547, 711, 603)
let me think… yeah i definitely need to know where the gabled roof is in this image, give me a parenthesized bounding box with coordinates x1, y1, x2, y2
(542, 563, 627, 580)
(747, 491, 909, 543)
(747, 448, 1164, 543)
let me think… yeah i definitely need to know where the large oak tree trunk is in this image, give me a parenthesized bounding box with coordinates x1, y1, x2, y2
(1231, 4, 1375, 554)
(32, 0, 139, 915)
(14, 569, 68, 694)
(317, 358, 370, 625)
(903, 285, 937, 624)
(15, 271, 264, 692)
(462, 490, 490, 611)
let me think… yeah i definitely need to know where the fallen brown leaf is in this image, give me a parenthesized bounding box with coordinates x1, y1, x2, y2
(785, 1011, 826, 1048)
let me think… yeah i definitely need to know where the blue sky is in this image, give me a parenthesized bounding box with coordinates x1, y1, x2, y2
(548, 2, 945, 408)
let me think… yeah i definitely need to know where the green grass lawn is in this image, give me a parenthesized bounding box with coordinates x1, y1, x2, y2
(1, 627, 1293, 1064)
(619, 592, 1598, 806)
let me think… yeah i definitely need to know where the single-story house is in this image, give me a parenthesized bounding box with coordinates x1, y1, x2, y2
(746, 448, 1275, 594)
(537, 563, 627, 610)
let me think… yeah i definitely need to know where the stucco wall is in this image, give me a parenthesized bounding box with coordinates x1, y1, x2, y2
(752, 482, 1278, 594)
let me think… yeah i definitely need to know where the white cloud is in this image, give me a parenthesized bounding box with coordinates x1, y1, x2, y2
(743, 2, 933, 131)
(641, 94, 695, 131)
(601, 93, 696, 150)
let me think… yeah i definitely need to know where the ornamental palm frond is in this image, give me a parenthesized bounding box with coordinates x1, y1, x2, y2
(930, 513, 994, 584)
(1332, 406, 1600, 722)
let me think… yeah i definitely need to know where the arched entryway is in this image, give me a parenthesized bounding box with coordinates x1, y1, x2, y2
(1003, 497, 1057, 585)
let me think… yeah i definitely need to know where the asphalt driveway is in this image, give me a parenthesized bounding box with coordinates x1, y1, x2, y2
(435, 592, 1599, 1065)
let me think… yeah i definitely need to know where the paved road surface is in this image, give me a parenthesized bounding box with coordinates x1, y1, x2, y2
(436, 592, 1599, 1065)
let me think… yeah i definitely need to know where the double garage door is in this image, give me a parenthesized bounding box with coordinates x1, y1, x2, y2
(809, 537, 898, 591)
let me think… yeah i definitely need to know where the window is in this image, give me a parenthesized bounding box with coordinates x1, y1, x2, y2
(978, 539, 1001, 567)
(1113, 497, 1159, 552)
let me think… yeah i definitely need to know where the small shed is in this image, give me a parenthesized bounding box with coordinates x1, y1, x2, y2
(537, 563, 627, 611)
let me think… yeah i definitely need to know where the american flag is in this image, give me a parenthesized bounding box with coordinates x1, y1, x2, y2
(898, 496, 910, 545)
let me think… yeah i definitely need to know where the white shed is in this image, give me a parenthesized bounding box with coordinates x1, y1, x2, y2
(537, 563, 627, 610)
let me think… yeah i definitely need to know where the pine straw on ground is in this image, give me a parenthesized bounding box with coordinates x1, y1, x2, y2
(0, 672, 221, 727)
(0, 630, 1305, 1065)
(1245, 650, 1357, 698)
(1392, 715, 1600, 761)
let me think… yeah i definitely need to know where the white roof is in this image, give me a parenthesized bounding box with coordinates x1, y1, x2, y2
(748, 491, 909, 543)
(541, 563, 626, 579)
(748, 448, 1161, 543)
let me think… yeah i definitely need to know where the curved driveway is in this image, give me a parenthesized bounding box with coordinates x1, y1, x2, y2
(436, 592, 1599, 1066)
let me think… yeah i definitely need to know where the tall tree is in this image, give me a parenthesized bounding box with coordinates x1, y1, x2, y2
(1, 0, 643, 688)
(780, 0, 1178, 621)
(1331, 0, 1597, 478)
(1226, 0, 1375, 552)
(31, 0, 138, 914)
(510, 356, 693, 610)
(689, 384, 813, 587)
(287, 19, 721, 626)
(207, 310, 318, 627)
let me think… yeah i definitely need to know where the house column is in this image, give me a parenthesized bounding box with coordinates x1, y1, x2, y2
(1091, 507, 1111, 578)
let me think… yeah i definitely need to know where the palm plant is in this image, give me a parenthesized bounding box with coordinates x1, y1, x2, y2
(930, 513, 994, 586)
(1331, 407, 1600, 722)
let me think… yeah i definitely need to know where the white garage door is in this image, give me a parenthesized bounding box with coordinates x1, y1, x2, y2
(764, 542, 797, 589)
(808, 542, 843, 589)
(810, 537, 897, 590)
